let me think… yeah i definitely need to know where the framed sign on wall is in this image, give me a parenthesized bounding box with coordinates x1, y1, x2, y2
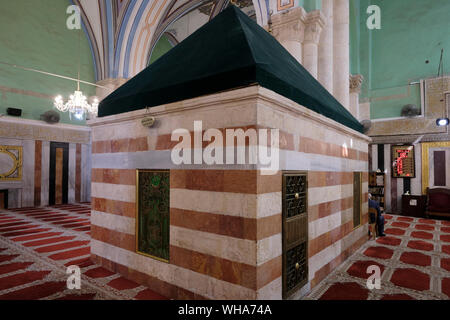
(392, 145, 415, 178)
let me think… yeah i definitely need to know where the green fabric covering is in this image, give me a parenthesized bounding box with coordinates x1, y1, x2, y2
(99, 6, 363, 133)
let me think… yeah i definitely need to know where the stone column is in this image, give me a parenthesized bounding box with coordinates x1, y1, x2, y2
(318, 0, 334, 93)
(271, 7, 307, 64)
(333, 0, 350, 109)
(303, 11, 325, 78)
(95, 78, 128, 102)
(349, 74, 363, 120)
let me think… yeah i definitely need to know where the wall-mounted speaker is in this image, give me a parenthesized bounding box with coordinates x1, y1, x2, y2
(6, 108, 22, 117)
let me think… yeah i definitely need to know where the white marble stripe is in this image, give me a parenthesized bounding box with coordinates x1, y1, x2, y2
(256, 277, 282, 300)
(90, 239, 257, 299)
(170, 225, 281, 267)
(308, 183, 368, 206)
(308, 208, 353, 240)
(68, 143, 76, 203)
(92, 149, 368, 172)
(91, 109, 368, 153)
(41, 141, 50, 207)
(91, 182, 135, 202)
(308, 223, 367, 281)
(171, 189, 281, 219)
(91, 210, 135, 235)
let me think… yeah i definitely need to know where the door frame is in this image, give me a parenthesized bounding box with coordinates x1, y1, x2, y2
(49, 142, 69, 205)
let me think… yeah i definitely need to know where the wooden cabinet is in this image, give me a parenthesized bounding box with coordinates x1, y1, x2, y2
(401, 195, 427, 218)
(369, 172, 385, 209)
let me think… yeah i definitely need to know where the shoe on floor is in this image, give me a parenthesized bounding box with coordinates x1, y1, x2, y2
(378, 233, 386, 237)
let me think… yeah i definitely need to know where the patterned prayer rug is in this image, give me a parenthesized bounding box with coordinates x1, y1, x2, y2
(305, 214, 450, 300)
(0, 204, 167, 300)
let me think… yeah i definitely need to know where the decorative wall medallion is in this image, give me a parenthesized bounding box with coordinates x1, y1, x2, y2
(0, 146, 23, 181)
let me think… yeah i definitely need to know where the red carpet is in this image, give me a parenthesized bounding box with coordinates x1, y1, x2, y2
(0, 281, 67, 300)
(319, 282, 369, 300)
(400, 251, 431, 267)
(390, 268, 430, 291)
(84, 267, 116, 278)
(23, 236, 76, 247)
(415, 224, 435, 231)
(308, 214, 450, 300)
(0, 254, 19, 263)
(407, 240, 434, 251)
(0, 271, 51, 291)
(347, 260, 385, 279)
(391, 222, 410, 228)
(443, 245, 450, 255)
(376, 236, 401, 246)
(108, 277, 141, 290)
(0, 262, 34, 275)
(385, 228, 406, 236)
(0, 204, 167, 300)
(411, 231, 433, 240)
(398, 217, 414, 222)
(363, 246, 394, 259)
(441, 258, 450, 272)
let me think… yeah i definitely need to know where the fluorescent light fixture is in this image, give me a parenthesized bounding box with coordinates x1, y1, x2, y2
(436, 118, 450, 126)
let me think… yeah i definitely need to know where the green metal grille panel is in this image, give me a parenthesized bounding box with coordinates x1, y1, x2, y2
(137, 170, 170, 261)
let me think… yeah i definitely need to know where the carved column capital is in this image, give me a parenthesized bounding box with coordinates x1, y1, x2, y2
(349, 74, 364, 93)
(304, 10, 326, 44)
(270, 7, 307, 43)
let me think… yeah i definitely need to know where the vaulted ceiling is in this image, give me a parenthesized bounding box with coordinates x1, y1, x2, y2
(75, 0, 270, 81)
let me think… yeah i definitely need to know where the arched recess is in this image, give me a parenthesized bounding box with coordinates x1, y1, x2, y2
(145, 0, 269, 69)
(148, 32, 178, 65)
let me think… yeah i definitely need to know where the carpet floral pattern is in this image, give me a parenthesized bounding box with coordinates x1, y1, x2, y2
(0, 204, 167, 300)
(306, 214, 450, 300)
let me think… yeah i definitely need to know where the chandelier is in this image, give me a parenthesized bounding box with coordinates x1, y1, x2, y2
(53, 28, 99, 121)
(54, 81, 99, 120)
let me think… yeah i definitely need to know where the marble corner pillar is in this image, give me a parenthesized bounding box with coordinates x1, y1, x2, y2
(303, 10, 325, 78)
(318, 0, 334, 93)
(350, 74, 364, 120)
(333, 0, 350, 110)
(270, 7, 307, 64)
(95, 78, 128, 102)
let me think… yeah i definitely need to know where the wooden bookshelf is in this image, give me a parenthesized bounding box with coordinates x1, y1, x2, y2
(369, 172, 385, 209)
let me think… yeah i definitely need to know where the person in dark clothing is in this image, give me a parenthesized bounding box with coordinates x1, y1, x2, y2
(369, 194, 386, 237)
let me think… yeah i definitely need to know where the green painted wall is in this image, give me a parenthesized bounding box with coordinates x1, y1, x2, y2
(351, 0, 450, 119)
(296, 0, 321, 12)
(0, 0, 95, 125)
(149, 34, 174, 65)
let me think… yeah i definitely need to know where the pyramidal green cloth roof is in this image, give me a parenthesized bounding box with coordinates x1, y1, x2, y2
(99, 5, 363, 133)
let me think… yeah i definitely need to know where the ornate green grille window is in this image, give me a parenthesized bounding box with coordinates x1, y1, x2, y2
(136, 170, 170, 262)
(353, 172, 363, 228)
